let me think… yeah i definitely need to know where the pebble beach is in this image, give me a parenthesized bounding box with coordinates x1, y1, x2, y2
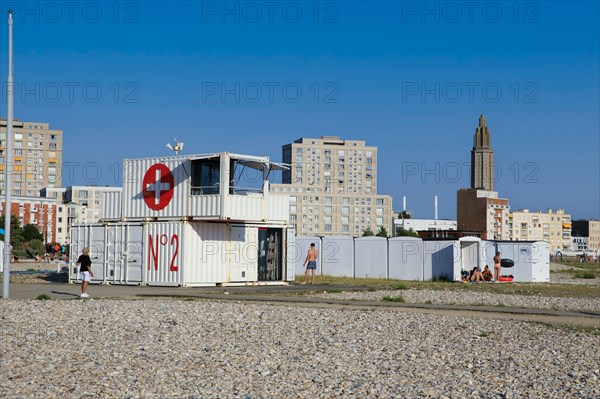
(1, 260, 599, 398)
(1, 299, 599, 398)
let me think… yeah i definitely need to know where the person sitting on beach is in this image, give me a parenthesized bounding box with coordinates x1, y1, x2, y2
(469, 266, 484, 282)
(482, 265, 493, 282)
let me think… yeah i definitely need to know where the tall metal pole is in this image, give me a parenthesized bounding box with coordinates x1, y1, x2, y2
(3, 10, 14, 299)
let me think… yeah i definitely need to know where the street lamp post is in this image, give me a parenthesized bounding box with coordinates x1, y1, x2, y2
(3, 10, 14, 299)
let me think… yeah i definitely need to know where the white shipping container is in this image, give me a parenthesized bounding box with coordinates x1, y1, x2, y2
(70, 221, 294, 287)
(105, 223, 144, 284)
(388, 237, 423, 281)
(70, 224, 107, 283)
(422, 240, 456, 281)
(122, 153, 289, 222)
(102, 191, 122, 221)
(354, 237, 388, 279)
(493, 241, 550, 282)
(321, 236, 354, 277)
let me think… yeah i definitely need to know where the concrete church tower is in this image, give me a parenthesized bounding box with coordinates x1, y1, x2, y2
(471, 114, 494, 191)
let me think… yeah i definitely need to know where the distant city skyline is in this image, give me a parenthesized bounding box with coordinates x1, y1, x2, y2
(0, 1, 598, 220)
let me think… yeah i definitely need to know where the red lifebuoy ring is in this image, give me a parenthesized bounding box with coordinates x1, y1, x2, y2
(499, 276, 513, 282)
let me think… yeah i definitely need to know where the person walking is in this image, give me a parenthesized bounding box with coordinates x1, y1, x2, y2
(76, 247, 93, 298)
(302, 243, 319, 285)
(493, 251, 501, 282)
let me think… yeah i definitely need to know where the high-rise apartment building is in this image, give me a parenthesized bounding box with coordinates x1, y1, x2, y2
(509, 209, 572, 252)
(271, 136, 393, 236)
(0, 119, 63, 196)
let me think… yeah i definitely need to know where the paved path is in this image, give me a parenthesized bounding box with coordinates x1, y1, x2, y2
(4, 282, 599, 329)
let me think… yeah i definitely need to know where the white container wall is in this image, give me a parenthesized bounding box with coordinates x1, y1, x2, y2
(354, 237, 388, 279)
(494, 241, 550, 282)
(102, 191, 122, 221)
(69, 224, 107, 283)
(285, 228, 296, 281)
(388, 237, 423, 281)
(105, 223, 144, 284)
(0, 242, 4, 272)
(422, 240, 456, 281)
(292, 236, 321, 276)
(122, 154, 289, 223)
(321, 236, 354, 277)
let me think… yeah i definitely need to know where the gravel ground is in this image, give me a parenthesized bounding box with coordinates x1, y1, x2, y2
(0, 299, 598, 399)
(550, 262, 600, 285)
(316, 289, 600, 313)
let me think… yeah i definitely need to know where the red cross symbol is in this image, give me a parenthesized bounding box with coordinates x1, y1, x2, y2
(142, 163, 174, 211)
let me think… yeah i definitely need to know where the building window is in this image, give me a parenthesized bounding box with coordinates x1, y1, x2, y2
(324, 225, 332, 232)
(341, 207, 349, 215)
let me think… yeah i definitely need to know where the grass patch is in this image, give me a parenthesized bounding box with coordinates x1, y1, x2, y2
(388, 283, 407, 291)
(382, 295, 405, 303)
(574, 271, 597, 279)
(424, 300, 433, 304)
(27, 268, 37, 272)
(324, 288, 343, 293)
(478, 331, 491, 337)
(293, 274, 600, 299)
(432, 275, 450, 282)
(36, 294, 51, 301)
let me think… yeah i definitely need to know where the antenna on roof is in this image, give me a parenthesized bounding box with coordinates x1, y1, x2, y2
(166, 138, 184, 155)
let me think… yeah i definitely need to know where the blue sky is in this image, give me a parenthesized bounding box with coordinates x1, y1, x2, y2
(0, 0, 598, 219)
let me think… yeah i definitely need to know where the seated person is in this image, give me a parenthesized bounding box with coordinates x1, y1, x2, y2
(482, 265, 493, 281)
(469, 266, 484, 282)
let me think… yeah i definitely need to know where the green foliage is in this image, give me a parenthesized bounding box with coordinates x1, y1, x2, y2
(575, 271, 597, 279)
(0, 214, 24, 243)
(23, 224, 44, 242)
(376, 226, 389, 237)
(398, 210, 411, 219)
(27, 239, 45, 255)
(36, 294, 51, 301)
(432, 275, 450, 282)
(478, 331, 491, 337)
(395, 227, 419, 237)
(362, 227, 375, 237)
(382, 295, 405, 303)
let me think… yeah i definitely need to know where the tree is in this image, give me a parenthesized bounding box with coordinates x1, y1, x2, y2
(362, 227, 375, 237)
(0, 214, 24, 243)
(23, 224, 44, 242)
(395, 227, 419, 237)
(398, 210, 411, 219)
(28, 239, 45, 255)
(376, 226, 389, 237)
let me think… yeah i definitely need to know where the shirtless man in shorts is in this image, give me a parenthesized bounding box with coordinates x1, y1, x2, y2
(302, 243, 319, 285)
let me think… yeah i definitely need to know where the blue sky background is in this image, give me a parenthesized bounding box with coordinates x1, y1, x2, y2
(0, 0, 598, 219)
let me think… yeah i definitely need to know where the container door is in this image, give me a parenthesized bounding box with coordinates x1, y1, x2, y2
(89, 225, 106, 283)
(125, 224, 143, 283)
(258, 228, 282, 281)
(285, 227, 295, 282)
(106, 225, 122, 283)
(69, 225, 84, 282)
